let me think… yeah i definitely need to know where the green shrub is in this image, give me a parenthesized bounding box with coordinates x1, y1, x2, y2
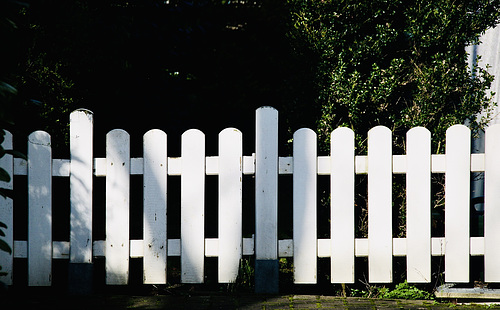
(381, 281, 433, 300)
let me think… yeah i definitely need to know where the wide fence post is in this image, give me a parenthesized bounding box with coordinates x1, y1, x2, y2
(68, 109, 94, 294)
(255, 106, 279, 293)
(28, 131, 52, 286)
(105, 129, 130, 285)
(0, 131, 13, 285)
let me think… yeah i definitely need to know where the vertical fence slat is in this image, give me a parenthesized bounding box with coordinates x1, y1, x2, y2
(484, 124, 500, 282)
(330, 127, 355, 284)
(406, 127, 431, 283)
(255, 106, 279, 293)
(218, 128, 243, 283)
(181, 129, 205, 283)
(28, 131, 52, 286)
(445, 125, 470, 283)
(0, 131, 13, 285)
(70, 110, 94, 264)
(143, 129, 167, 284)
(293, 128, 317, 284)
(106, 129, 130, 285)
(368, 126, 392, 283)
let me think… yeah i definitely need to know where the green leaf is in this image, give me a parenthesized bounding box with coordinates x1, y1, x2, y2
(0, 239, 12, 254)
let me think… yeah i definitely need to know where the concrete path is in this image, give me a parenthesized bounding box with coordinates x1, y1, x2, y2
(5, 293, 500, 309)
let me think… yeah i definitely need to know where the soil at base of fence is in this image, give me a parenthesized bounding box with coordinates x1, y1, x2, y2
(3, 290, 500, 309)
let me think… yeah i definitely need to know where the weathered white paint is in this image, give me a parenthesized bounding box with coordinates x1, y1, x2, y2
(105, 129, 130, 285)
(293, 128, 317, 284)
(255, 107, 278, 260)
(0, 131, 13, 285)
(143, 129, 167, 284)
(330, 127, 355, 283)
(445, 125, 470, 283)
(28, 131, 52, 286)
(368, 126, 393, 283)
(485, 124, 500, 281)
(406, 127, 431, 283)
(181, 129, 205, 283)
(69, 109, 93, 264)
(218, 128, 243, 283)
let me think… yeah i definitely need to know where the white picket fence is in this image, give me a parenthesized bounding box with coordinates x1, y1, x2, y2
(1, 106, 500, 288)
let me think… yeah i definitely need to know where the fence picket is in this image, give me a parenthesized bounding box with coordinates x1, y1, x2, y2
(218, 128, 243, 283)
(484, 124, 500, 281)
(445, 125, 470, 283)
(181, 129, 205, 283)
(69, 110, 93, 264)
(406, 127, 431, 283)
(255, 107, 279, 293)
(28, 131, 52, 286)
(105, 129, 130, 285)
(143, 129, 167, 284)
(0, 131, 13, 285)
(330, 127, 355, 283)
(368, 126, 393, 283)
(293, 128, 317, 284)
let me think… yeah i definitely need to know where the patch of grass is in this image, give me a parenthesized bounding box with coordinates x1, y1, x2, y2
(350, 281, 433, 300)
(381, 281, 433, 300)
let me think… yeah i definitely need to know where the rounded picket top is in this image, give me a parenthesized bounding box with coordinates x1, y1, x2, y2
(219, 127, 242, 137)
(368, 125, 391, 137)
(331, 127, 354, 148)
(331, 126, 354, 136)
(367, 126, 392, 154)
(407, 126, 431, 141)
(446, 124, 470, 137)
(107, 129, 130, 140)
(28, 130, 51, 147)
(144, 129, 167, 141)
(293, 127, 316, 139)
(106, 129, 130, 170)
(219, 128, 242, 163)
(182, 128, 205, 139)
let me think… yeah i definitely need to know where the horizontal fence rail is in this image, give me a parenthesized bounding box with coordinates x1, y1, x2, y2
(0, 107, 498, 291)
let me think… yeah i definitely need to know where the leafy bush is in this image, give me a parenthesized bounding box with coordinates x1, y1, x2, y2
(287, 0, 500, 153)
(381, 281, 433, 300)
(351, 281, 433, 300)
